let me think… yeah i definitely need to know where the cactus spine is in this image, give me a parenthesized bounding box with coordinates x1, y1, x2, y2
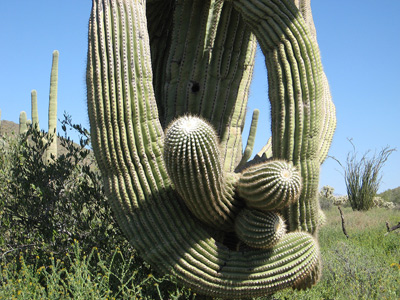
(86, 0, 335, 297)
(45, 50, 58, 162)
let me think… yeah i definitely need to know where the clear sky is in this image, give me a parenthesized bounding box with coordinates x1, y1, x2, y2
(1, 1, 399, 195)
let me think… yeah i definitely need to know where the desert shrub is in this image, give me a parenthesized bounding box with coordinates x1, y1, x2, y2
(0, 115, 197, 298)
(0, 241, 196, 300)
(0, 115, 131, 263)
(318, 186, 334, 210)
(319, 195, 333, 211)
(333, 141, 396, 211)
(373, 196, 396, 209)
(379, 187, 400, 206)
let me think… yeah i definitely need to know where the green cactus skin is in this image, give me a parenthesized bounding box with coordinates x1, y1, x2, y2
(153, 0, 257, 172)
(86, 0, 333, 297)
(45, 50, 59, 162)
(164, 115, 241, 230)
(237, 160, 302, 211)
(19, 111, 28, 134)
(235, 209, 286, 249)
(31, 90, 39, 130)
(231, 0, 336, 234)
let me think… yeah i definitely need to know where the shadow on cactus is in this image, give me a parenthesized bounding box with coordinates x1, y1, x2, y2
(86, 0, 336, 298)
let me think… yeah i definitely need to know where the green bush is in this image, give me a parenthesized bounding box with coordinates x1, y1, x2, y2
(333, 141, 395, 211)
(0, 241, 197, 300)
(0, 115, 198, 298)
(1, 115, 126, 260)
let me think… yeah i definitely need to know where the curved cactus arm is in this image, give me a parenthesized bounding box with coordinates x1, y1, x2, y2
(164, 115, 241, 230)
(146, 0, 175, 116)
(46, 50, 59, 162)
(31, 90, 40, 130)
(317, 73, 336, 164)
(231, 0, 335, 233)
(87, 0, 320, 297)
(19, 111, 28, 134)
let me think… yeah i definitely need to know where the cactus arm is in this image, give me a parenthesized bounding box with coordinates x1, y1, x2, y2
(19, 111, 28, 134)
(87, 0, 320, 297)
(146, 0, 175, 118)
(231, 0, 335, 233)
(31, 90, 39, 130)
(164, 116, 241, 230)
(236, 108, 259, 170)
(317, 73, 336, 164)
(46, 50, 59, 162)
(257, 136, 273, 159)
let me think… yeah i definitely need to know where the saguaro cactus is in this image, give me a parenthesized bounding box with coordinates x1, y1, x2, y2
(45, 50, 59, 162)
(86, 0, 335, 298)
(31, 90, 39, 130)
(19, 111, 28, 135)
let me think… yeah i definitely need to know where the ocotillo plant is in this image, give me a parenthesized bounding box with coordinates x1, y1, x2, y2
(86, 0, 336, 298)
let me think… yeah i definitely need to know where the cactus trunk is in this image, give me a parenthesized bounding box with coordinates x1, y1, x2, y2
(86, 0, 335, 297)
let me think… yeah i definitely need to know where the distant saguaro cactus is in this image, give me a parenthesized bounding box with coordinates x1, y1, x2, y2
(86, 0, 336, 298)
(45, 50, 59, 163)
(19, 111, 28, 135)
(31, 90, 39, 130)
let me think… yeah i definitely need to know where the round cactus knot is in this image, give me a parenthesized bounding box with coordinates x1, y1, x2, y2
(234, 209, 286, 249)
(237, 160, 302, 211)
(164, 115, 240, 230)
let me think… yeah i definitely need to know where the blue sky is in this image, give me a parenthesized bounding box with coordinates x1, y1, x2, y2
(1, 1, 399, 195)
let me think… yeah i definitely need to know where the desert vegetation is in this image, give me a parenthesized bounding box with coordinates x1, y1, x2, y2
(0, 123, 399, 299)
(1, 0, 399, 299)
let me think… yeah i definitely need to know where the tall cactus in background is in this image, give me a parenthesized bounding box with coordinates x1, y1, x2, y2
(19, 111, 28, 135)
(45, 50, 59, 162)
(86, 0, 335, 298)
(31, 90, 39, 130)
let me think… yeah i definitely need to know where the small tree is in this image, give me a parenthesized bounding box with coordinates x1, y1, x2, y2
(334, 140, 396, 211)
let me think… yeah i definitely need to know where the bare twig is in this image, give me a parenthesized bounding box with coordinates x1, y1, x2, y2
(338, 206, 349, 239)
(385, 221, 400, 235)
(0, 243, 38, 260)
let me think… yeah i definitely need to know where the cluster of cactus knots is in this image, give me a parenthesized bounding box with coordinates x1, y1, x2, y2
(86, 0, 336, 298)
